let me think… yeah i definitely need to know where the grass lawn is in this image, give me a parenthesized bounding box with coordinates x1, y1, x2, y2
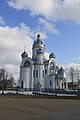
(0, 95, 80, 120)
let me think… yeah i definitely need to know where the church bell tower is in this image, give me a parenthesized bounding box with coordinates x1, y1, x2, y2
(32, 34, 45, 62)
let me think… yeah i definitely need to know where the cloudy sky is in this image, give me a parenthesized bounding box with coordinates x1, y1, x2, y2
(0, 0, 80, 80)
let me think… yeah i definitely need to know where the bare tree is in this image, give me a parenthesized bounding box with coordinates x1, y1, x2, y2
(69, 67, 75, 83)
(0, 68, 14, 91)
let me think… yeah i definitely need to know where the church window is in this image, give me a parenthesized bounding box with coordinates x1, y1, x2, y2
(36, 70, 38, 78)
(43, 70, 44, 78)
(57, 81, 58, 86)
(21, 81, 24, 89)
(33, 70, 35, 78)
(50, 80, 52, 86)
(45, 69, 47, 74)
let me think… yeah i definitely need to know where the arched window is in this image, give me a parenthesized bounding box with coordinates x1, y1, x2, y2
(45, 69, 47, 74)
(24, 61, 30, 67)
(21, 81, 24, 89)
(50, 80, 52, 86)
(43, 70, 44, 78)
(36, 70, 38, 78)
(33, 70, 35, 78)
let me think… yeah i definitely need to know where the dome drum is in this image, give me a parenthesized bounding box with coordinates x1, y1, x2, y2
(37, 48, 44, 54)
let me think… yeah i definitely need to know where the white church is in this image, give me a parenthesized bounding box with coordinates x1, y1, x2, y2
(19, 34, 67, 92)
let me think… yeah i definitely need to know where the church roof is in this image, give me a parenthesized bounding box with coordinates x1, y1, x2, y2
(56, 67, 66, 80)
(21, 51, 28, 58)
(33, 34, 43, 46)
(49, 52, 55, 59)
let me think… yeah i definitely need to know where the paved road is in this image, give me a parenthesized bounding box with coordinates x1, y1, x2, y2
(0, 97, 80, 120)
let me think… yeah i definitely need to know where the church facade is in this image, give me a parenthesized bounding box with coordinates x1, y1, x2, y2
(19, 34, 67, 92)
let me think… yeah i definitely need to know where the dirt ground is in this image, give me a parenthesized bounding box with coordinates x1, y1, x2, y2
(0, 96, 80, 120)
